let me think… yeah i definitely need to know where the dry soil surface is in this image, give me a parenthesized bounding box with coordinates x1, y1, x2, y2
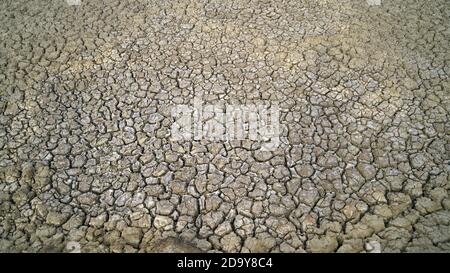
(0, 0, 449, 253)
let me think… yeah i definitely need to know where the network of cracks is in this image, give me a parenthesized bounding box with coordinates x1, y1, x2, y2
(0, 0, 449, 252)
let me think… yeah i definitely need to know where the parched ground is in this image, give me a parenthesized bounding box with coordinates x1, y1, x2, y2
(0, 0, 449, 253)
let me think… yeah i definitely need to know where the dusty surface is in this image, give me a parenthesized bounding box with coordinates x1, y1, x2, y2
(0, 0, 449, 253)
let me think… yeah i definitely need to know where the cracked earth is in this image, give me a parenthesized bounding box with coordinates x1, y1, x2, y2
(1, 0, 449, 253)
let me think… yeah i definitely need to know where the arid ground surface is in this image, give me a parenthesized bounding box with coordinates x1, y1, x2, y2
(0, 0, 449, 253)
